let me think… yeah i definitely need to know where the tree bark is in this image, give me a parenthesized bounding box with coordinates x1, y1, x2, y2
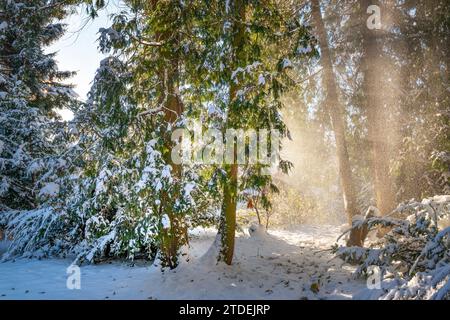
(159, 56, 188, 268)
(311, 0, 364, 246)
(218, 0, 246, 264)
(147, 0, 187, 268)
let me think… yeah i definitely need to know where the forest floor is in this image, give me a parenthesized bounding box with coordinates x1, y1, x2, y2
(0, 225, 372, 300)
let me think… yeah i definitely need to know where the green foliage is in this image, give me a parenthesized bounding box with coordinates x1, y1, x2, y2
(0, 0, 77, 211)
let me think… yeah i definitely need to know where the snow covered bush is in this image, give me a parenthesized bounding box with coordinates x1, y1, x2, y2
(333, 195, 450, 299)
(51, 55, 206, 264)
(1, 2, 218, 267)
(1, 55, 213, 264)
(0, 207, 64, 259)
(0, 0, 79, 259)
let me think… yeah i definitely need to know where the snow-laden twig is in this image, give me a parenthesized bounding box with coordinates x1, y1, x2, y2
(333, 195, 450, 300)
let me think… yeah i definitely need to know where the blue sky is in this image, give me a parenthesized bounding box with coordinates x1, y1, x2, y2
(48, 3, 122, 119)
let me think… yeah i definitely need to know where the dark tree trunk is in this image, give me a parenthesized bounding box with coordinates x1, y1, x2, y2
(148, 0, 188, 268)
(311, 0, 364, 246)
(218, 0, 246, 264)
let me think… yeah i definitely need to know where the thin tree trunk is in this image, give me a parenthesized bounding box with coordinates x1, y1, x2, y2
(160, 57, 187, 268)
(219, 164, 238, 265)
(148, 0, 187, 268)
(254, 202, 262, 225)
(311, 0, 364, 246)
(360, 0, 396, 217)
(218, 0, 246, 264)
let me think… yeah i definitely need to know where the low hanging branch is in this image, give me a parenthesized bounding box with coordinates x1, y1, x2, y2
(131, 35, 164, 47)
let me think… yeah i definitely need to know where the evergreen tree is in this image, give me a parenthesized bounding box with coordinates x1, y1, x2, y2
(390, 0, 450, 200)
(195, 0, 314, 264)
(0, 0, 77, 212)
(60, 0, 216, 267)
(310, 0, 365, 246)
(308, 0, 448, 215)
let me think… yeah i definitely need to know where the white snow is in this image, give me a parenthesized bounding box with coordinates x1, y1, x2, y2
(0, 177, 9, 196)
(0, 21, 8, 31)
(282, 58, 292, 69)
(298, 45, 312, 54)
(95, 169, 109, 196)
(258, 74, 265, 86)
(38, 182, 60, 198)
(161, 165, 171, 179)
(85, 230, 117, 263)
(161, 214, 171, 229)
(0, 225, 370, 300)
(184, 182, 195, 197)
(231, 62, 262, 81)
(0, 240, 11, 257)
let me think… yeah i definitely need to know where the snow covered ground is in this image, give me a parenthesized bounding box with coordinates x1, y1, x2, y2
(0, 225, 369, 300)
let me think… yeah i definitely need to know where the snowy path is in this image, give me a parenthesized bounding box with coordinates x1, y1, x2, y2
(0, 225, 367, 300)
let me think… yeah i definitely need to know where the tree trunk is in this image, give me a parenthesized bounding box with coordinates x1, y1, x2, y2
(148, 0, 187, 268)
(218, 0, 246, 264)
(360, 0, 396, 217)
(219, 163, 238, 265)
(311, 0, 364, 246)
(159, 57, 188, 268)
